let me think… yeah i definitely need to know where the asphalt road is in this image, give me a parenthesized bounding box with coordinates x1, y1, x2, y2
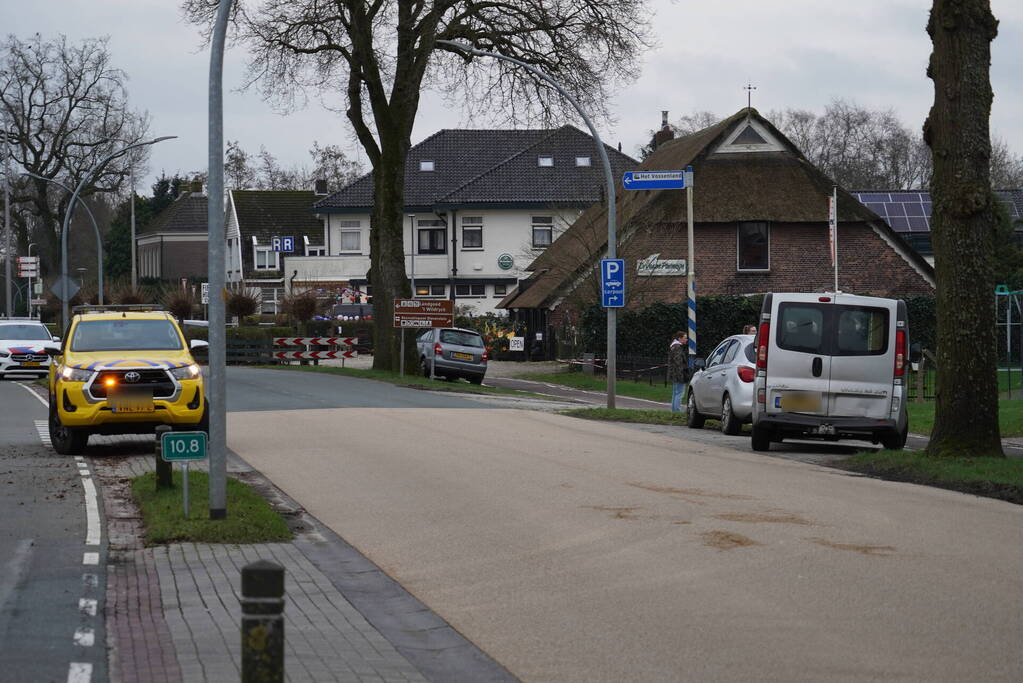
(0, 381, 107, 683)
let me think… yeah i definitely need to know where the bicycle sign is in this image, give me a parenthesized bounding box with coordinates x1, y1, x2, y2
(161, 431, 208, 462)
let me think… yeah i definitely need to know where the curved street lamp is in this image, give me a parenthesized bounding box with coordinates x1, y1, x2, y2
(59, 136, 177, 328)
(435, 40, 620, 407)
(22, 171, 106, 307)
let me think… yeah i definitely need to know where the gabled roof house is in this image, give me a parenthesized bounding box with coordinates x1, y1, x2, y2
(136, 185, 208, 281)
(287, 126, 638, 315)
(499, 108, 935, 357)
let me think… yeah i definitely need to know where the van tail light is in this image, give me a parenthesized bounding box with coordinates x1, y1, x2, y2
(894, 329, 906, 377)
(434, 342, 443, 356)
(756, 322, 770, 370)
(482, 348, 489, 362)
(737, 366, 755, 383)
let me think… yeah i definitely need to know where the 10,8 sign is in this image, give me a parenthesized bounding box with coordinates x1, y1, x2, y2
(161, 432, 208, 462)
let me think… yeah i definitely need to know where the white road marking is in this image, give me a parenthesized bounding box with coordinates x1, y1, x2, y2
(34, 420, 51, 446)
(72, 628, 95, 647)
(67, 662, 92, 683)
(78, 598, 97, 616)
(81, 477, 100, 546)
(15, 381, 50, 408)
(82, 553, 99, 566)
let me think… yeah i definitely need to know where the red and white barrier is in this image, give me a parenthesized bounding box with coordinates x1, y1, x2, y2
(273, 337, 357, 347)
(273, 350, 357, 360)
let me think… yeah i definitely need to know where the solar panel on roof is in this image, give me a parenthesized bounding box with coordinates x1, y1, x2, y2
(858, 193, 891, 202)
(865, 202, 887, 216)
(908, 216, 929, 231)
(904, 203, 925, 217)
(889, 216, 910, 230)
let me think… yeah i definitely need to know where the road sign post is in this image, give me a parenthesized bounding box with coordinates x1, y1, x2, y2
(161, 431, 208, 518)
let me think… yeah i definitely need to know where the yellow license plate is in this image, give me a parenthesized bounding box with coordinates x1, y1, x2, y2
(452, 352, 473, 360)
(780, 391, 821, 412)
(21, 361, 41, 367)
(111, 395, 155, 413)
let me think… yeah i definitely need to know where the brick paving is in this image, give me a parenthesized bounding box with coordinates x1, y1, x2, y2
(92, 452, 428, 683)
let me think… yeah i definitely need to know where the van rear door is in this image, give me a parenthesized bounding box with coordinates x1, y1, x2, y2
(826, 297, 895, 419)
(767, 298, 831, 417)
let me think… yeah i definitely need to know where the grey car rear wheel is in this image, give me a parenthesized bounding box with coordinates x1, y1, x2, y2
(720, 394, 741, 435)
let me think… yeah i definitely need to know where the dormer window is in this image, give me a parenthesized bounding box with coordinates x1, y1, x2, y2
(420, 160, 435, 171)
(538, 155, 554, 167)
(575, 156, 591, 167)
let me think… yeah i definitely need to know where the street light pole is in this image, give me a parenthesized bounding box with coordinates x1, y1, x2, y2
(22, 171, 106, 308)
(207, 0, 235, 520)
(436, 40, 619, 407)
(59, 136, 177, 329)
(130, 168, 137, 289)
(4, 148, 11, 318)
(27, 242, 36, 318)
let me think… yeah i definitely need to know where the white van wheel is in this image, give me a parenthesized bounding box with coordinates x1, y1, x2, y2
(720, 395, 741, 436)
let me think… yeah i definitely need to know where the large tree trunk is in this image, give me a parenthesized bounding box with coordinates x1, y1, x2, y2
(923, 0, 1002, 457)
(370, 140, 414, 372)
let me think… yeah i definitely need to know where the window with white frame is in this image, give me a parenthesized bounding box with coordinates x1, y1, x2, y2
(414, 284, 446, 297)
(538, 155, 554, 167)
(420, 160, 435, 171)
(417, 218, 446, 254)
(532, 216, 554, 248)
(254, 246, 279, 270)
(737, 221, 770, 271)
(455, 283, 486, 297)
(337, 219, 361, 252)
(260, 287, 281, 314)
(461, 216, 483, 249)
(575, 156, 591, 167)
(493, 283, 507, 297)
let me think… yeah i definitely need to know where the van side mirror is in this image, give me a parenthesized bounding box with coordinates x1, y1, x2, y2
(909, 342, 922, 364)
(693, 357, 706, 371)
(190, 339, 209, 350)
(43, 344, 62, 357)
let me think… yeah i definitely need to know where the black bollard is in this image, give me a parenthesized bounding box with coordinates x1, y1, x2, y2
(241, 560, 285, 683)
(154, 425, 173, 490)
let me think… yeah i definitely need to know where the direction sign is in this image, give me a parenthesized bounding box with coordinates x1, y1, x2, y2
(50, 275, 80, 302)
(600, 258, 625, 308)
(393, 298, 454, 328)
(161, 431, 208, 462)
(18, 267, 38, 278)
(271, 236, 295, 252)
(622, 170, 686, 191)
(201, 282, 209, 305)
(16, 256, 38, 265)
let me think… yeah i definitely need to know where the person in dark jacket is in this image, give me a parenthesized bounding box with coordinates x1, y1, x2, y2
(667, 330, 690, 412)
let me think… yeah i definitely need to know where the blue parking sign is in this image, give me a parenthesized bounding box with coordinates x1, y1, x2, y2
(600, 258, 625, 308)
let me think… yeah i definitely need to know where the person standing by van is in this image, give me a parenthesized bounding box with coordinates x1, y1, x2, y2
(668, 331, 690, 412)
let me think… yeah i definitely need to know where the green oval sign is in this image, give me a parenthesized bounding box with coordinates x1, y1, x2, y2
(497, 253, 514, 270)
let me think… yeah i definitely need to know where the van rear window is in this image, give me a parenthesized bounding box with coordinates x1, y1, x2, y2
(777, 304, 825, 354)
(776, 302, 889, 356)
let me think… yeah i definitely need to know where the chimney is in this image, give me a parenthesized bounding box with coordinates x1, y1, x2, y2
(314, 179, 328, 196)
(177, 183, 190, 199)
(652, 110, 675, 150)
(190, 179, 203, 194)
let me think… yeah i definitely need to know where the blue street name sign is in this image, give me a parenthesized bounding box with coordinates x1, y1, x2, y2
(271, 236, 295, 252)
(600, 258, 626, 308)
(622, 170, 686, 190)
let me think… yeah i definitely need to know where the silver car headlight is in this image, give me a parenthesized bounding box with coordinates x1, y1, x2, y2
(170, 363, 201, 380)
(61, 366, 93, 382)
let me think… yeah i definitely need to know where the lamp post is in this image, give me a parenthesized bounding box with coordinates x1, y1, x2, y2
(3, 147, 10, 318)
(22, 171, 106, 308)
(59, 136, 177, 328)
(27, 242, 36, 317)
(436, 40, 619, 407)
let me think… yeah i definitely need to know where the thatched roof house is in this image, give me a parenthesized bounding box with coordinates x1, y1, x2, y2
(497, 108, 934, 355)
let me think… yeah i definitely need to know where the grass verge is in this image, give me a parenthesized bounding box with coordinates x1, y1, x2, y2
(257, 363, 557, 399)
(132, 470, 292, 545)
(561, 408, 687, 426)
(521, 371, 671, 403)
(838, 450, 1023, 505)
(907, 400, 1023, 438)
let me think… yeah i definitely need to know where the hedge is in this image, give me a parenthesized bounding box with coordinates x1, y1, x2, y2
(578, 294, 937, 358)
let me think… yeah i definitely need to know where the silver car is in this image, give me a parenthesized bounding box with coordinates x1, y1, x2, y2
(686, 333, 756, 435)
(416, 327, 488, 384)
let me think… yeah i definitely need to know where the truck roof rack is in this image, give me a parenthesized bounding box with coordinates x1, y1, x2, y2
(71, 304, 166, 314)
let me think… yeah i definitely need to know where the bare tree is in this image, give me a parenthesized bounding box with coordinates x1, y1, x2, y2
(225, 139, 257, 189)
(0, 34, 150, 277)
(990, 136, 1023, 188)
(308, 141, 362, 193)
(182, 0, 652, 371)
(923, 0, 1003, 458)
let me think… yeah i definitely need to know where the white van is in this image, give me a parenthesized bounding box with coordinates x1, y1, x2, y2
(750, 292, 920, 451)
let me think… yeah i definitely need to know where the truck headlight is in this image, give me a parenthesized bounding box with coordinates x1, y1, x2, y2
(170, 364, 201, 380)
(61, 366, 92, 382)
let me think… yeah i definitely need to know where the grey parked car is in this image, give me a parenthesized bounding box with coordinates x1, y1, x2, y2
(416, 327, 488, 384)
(687, 333, 756, 435)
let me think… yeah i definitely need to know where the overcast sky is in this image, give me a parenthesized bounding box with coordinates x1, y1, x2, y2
(4, 0, 1021, 192)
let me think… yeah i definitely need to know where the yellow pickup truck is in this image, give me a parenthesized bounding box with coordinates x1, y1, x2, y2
(47, 306, 208, 455)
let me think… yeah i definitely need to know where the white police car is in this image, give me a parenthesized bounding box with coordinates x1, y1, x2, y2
(0, 318, 58, 379)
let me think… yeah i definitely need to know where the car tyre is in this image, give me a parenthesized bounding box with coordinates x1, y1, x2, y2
(686, 392, 706, 429)
(751, 423, 772, 452)
(420, 357, 431, 378)
(720, 394, 741, 436)
(469, 375, 484, 385)
(880, 423, 908, 450)
(49, 404, 88, 455)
